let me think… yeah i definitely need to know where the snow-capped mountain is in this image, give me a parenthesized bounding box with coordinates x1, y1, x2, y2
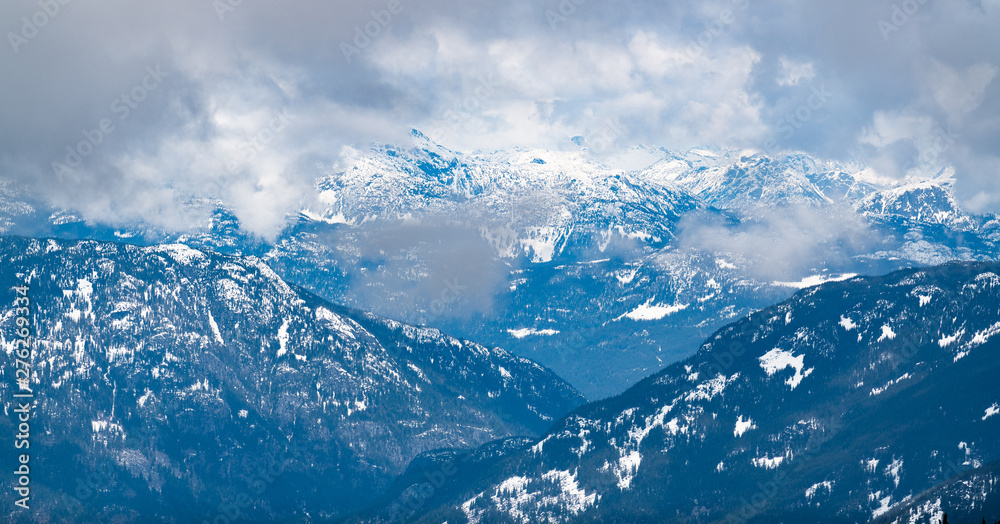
(261, 133, 998, 399)
(306, 131, 997, 262)
(1, 133, 997, 522)
(857, 176, 978, 231)
(641, 150, 865, 210)
(1, 132, 996, 400)
(0, 237, 583, 522)
(313, 131, 703, 259)
(0, 178, 35, 235)
(362, 261, 1000, 523)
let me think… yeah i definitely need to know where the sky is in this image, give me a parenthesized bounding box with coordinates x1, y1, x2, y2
(1, 0, 998, 237)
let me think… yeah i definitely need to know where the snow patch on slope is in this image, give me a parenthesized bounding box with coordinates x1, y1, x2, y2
(752, 455, 785, 469)
(772, 273, 857, 289)
(805, 481, 834, 499)
(208, 311, 224, 345)
(758, 348, 813, 390)
(277, 319, 290, 357)
(620, 300, 689, 321)
(878, 325, 897, 342)
(508, 328, 560, 338)
(938, 329, 964, 348)
(734, 415, 756, 437)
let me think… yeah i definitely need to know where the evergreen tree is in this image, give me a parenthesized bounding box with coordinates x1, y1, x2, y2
(941, 514, 948, 524)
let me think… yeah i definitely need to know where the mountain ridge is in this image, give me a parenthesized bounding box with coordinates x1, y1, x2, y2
(362, 260, 1000, 523)
(1, 136, 997, 400)
(0, 236, 584, 522)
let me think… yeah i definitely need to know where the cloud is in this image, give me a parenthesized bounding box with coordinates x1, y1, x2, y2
(0, 0, 997, 238)
(775, 56, 816, 87)
(327, 218, 514, 324)
(675, 204, 881, 282)
(928, 60, 997, 125)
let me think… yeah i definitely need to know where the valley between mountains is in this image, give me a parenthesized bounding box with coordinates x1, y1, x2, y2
(0, 138, 998, 522)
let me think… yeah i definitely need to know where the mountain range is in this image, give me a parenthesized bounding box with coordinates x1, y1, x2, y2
(3, 134, 997, 399)
(361, 261, 1000, 523)
(262, 134, 999, 399)
(0, 237, 583, 522)
(0, 133, 998, 521)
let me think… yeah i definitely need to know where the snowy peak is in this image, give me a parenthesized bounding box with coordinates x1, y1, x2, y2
(642, 150, 878, 211)
(315, 140, 705, 263)
(858, 177, 976, 229)
(278, 140, 998, 400)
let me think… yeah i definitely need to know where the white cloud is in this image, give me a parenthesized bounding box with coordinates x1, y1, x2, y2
(927, 60, 998, 124)
(776, 56, 816, 86)
(628, 31, 695, 76)
(677, 204, 879, 282)
(0, 0, 998, 236)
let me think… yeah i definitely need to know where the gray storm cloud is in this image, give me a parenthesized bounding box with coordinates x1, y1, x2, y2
(1, 0, 997, 237)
